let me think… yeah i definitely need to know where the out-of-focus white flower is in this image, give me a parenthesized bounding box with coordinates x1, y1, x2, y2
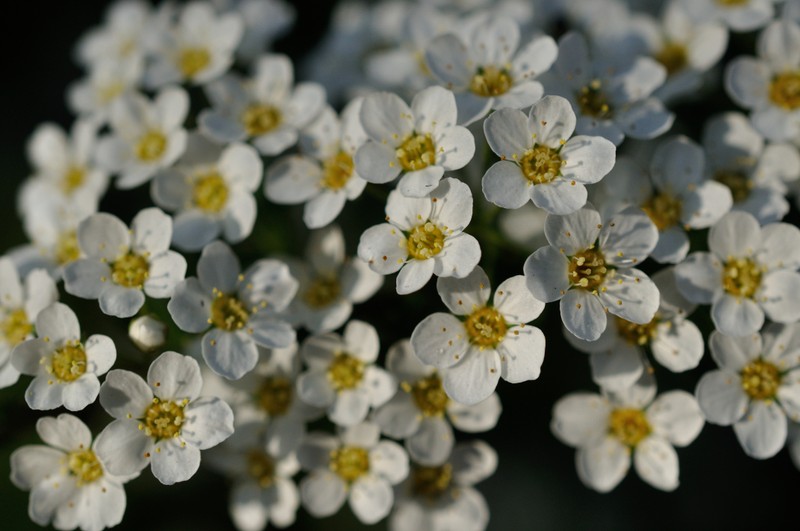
(425, 13, 558, 125)
(358, 177, 481, 295)
(482, 95, 616, 215)
(265, 99, 369, 229)
(296, 320, 396, 426)
(145, 1, 243, 87)
(298, 422, 409, 524)
(595, 137, 732, 264)
(199, 54, 326, 156)
(168, 241, 297, 380)
(390, 440, 497, 531)
(725, 19, 800, 141)
(524, 206, 659, 341)
(205, 422, 301, 531)
(151, 134, 263, 251)
(680, 0, 777, 32)
(696, 325, 800, 459)
(552, 373, 704, 492)
(74, 0, 155, 67)
(128, 315, 167, 352)
(566, 267, 704, 391)
(12, 303, 115, 411)
(412, 266, 545, 406)
(64, 208, 187, 319)
(95, 87, 189, 189)
(0, 260, 58, 388)
(211, 0, 296, 62)
(95, 351, 234, 485)
(10, 414, 133, 531)
(703, 112, 800, 224)
(68, 58, 143, 124)
(675, 211, 800, 337)
(354, 87, 475, 197)
(284, 225, 382, 334)
(545, 31, 674, 146)
(373, 339, 501, 465)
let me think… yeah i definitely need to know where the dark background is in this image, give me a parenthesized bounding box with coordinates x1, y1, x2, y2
(1, 1, 797, 530)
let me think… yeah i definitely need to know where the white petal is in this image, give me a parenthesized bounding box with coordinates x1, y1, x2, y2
(709, 330, 762, 372)
(442, 350, 501, 406)
(708, 211, 761, 258)
(197, 241, 240, 293)
(144, 250, 187, 298)
(482, 160, 531, 209)
(560, 135, 616, 184)
(372, 394, 421, 439)
(674, 252, 722, 304)
(599, 269, 660, 325)
(531, 178, 588, 215)
(528, 95, 577, 149)
(560, 290, 607, 342)
(437, 265, 491, 316)
(551, 393, 610, 447)
(181, 396, 234, 450)
(711, 294, 764, 337)
(35, 303, 80, 345)
(202, 329, 259, 380)
(633, 436, 679, 491)
(523, 246, 570, 303)
(357, 224, 407, 275)
(354, 142, 401, 184)
(344, 320, 380, 363)
(296, 371, 336, 408)
(484, 108, 532, 160)
(733, 400, 787, 459)
(329, 389, 370, 426)
(36, 414, 91, 451)
(131, 207, 172, 255)
(590, 346, 644, 392)
(147, 351, 202, 400)
(410, 312, 469, 369)
(301, 470, 347, 518)
(396, 259, 435, 295)
(405, 417, 453, 467)
(61, 375, 100, 411)
(695, 370, 749, 425)
(167, 278, 212, 333)
(498, 325, 545, 383)
(433, 233, 481, 279)
(360, 92, 413, 143)
(544, 206, 602, 254)
(363, 366, 397, 407)
(576, 437, 630, 493)
(25, 377, 65, 410)
(63, 259, 111, 300)
(99, 369, 153, 419)
(760, 271, 800, 324)
(93, 419, 151, 476)
(369, 440, 409, 484)
(265, 155, 322, 204)
(349, 475, 393, 525)
(98, 284, 145, 318)
(397, 167, 444, 198)
(447, 392, 502, 433)
(647, 391, 704, 447)
(651, 320, 704, 372)
(150, 438, 201, 485)
(77, 213, 129, 261)
(10, 445, 63, 490)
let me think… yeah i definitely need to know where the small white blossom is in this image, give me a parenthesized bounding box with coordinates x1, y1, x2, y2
(211, 0, 296, 62)
(75, 0, 156, 68)
(680, 0, 777, 32)
(128, 315, 167, 352)
(68, 57, 143, 124)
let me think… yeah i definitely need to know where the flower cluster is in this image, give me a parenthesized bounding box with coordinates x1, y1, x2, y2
(5, 0, 800, 530)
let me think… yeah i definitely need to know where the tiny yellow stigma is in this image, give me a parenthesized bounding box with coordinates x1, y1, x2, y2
(327, 353, 365, 391)
(616, 317, 658, 347)
(396, 133, 436, 172)
(409, 373, 449, 416)
(193, 172, 229, 213)
(242, 104, 282, 136)
(577, 79, 613, 119)
(464, 306, 507, 349)
(67, 449, 104, 486)
(406, 222, 445, 260)
(111, 253, 149, 288)
(609, 408, 651, 448)
(51, 342, 88, 382)
(210, 293, 250, 331)
(135, 130, 167, 162)
(642, 192, 682, 231)
(322, 151, 354, 190)
(569, 247, 608, 291)
(178, 47, 211, 78)
(55, 230, 80, 265)
(257, 376, 293, 416)
(62, 166, 86, 194)
(721, 257, 762, 299)
(142, 397, 185, 440)
(469, 65, 513, 97)
(740, 359, 781, 401)
(329, 446, 369, 483)
(520, 145, 563, 184)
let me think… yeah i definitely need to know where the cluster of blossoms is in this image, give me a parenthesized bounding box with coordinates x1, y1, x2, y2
(5, 0, 800, 529)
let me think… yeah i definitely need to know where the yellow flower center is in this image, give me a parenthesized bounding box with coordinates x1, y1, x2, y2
(654, 42, 688, 76)
(609, 408, 651, 447)
(303, 275, 341, 309)
(716, 0, 749, 6)
(577, 79, 613, 119)
(51, 342, 88, 382)
(329, 446, 370, 483)
(62, 166, 86, 193)
(257, 376, 293, 416)
(715, 170, 752, 203)
(327, 353, 364, 391)
(520, 145, 563, 184)
(67, 450, 104, 486)
(406, 222, 445, 260)
(99, 81, 125, 104)
(396, 133, 436, 172)
(406, 373, 449, 417)
(193, 172, 229, 213)
(111, 253, 149, 288)
(55, 231, 80, 265)
(242, 104, 282, 136)
(769, 72, 800, 110)
(247, 450, 276, 488)
(210, 293, 250, 331)
(469, 65, 513, 97)
(642, 192, 682, 231)
(464, 306, 507, 349)
(141, 397, 185, 440)
(411, 463, 453, 500)
(136, 131, 167, 162)
(568, 247, 608, 291)
(740, 359, 781, 401)
(2, 308, 32, 346)
(616, 317, 659, 346)
(178, 47, 211, 78)
(322, 151, 354, 190)
(722, 257, 762, 299)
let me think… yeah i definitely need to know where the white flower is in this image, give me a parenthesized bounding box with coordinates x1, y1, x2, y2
(296, 320, 396, 426)
(75, 0, 155, 67)
(566, 267, 704, 391)
(424, 13, 558, 125)
(0, 260, 58, 388)
(595, 136, 732, 264)
(680, 0, 777, 32)
(524, 206, 660, 341)
(198, 54, 326, 156)
(265, 99, 369, 228)
(298, 422, 409, 524)
(168, 241, 297, 380)
(354, 86, 475, 197)
(20, 120, 109, 207)
(12, 303, 115, 411)
(703, 112, 800, 224)
(94, 351, 234, 485)
(145, 1, 243, 87)
(674, 211, 800, 337)
(95, 87, 189, 189)
(64, 208, 187, 319)
(552, 374, 704, 492)
(358, 177, 481, 295)
(68, 57, 143, 124)
(205, 422, 301, 531)
(373, 339, 502, 465)
(545, 31, 674, 146)
(696, 324, 800, 459)
(151, 134, 263, 251)
(390, 440, 497, 531)
(285, 225, 382, 334)
(10, 414, 132, 531)
(411, 266, 545, 406)
(212, 0, 296, 63)
(725, 19, 800, 142)
(482, 95, 616, 215)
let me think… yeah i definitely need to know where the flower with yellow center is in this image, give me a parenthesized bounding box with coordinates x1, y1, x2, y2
(410, 463, 452, 500)
(2, 308, 33, 347)
(178, 47, 211, 79)
(242, 104, 282, 136)
(303, 275, 341, 309)
(721, 257, 762, 299)
(609, 408, 651, 447)
(192, 172, 229, 213)
(655, 43, 688, 76)
(321, 151, 354, 190)
(642, 193, 683, 231)
(577, 79, 613, 120)
(135, 130, 168, 162)
(406, 222, 446, 261)
(257, 376, 293, 417)
(469, 66, 513, 98)
(111, 252, 150, 289)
